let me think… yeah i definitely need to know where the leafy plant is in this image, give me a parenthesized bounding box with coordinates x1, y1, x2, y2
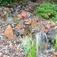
(0, 0, 24, 5)
(21, 36, 36, 57)
(27, 44, 36, 57)
(35, 3, 57, 21)
(0, 0, 13, 5)
(53, 0, 57, 2)
(54, 34, 57, 49)
(52, 34, 57, 49)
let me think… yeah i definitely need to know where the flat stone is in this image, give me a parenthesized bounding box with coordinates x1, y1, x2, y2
(15, 24, 23, 30)
(24, 19, 31, 25)
(20, 10, 27, 18)
(31, 20, 38, 26)
(4, 25, 15, 40)
(17, 14, 23, 19)
(14, 30, 19, 37)
(6, 17, 14, 23)
(52, 55, 57, 57)
(45, 24, 50, 30)
(47, 28, 57, 40)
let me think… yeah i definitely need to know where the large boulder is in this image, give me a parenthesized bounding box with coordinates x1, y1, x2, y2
(47, 28, 57, 40)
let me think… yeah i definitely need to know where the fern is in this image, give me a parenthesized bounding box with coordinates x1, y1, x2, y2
(35, 3, 57, 21)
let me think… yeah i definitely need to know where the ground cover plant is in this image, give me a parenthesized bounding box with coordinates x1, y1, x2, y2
(21, 36, 36, 57)
(0, 0, 24, 5)
(35, 3, 57, 21)
(51, 34, 57, 49)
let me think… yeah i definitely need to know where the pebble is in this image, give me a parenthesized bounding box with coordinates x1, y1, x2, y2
(17, 14, 23, 18)
(6, 17, 14, 24)
(45, 24, 50, 30)
(24, 19, 31, 25)
(38, 53, 47, 57)
(14, 30, 19, 37)
(0, 52, 2, 56)
(51, 22, 57, 27)
(0, 4, 57, 57)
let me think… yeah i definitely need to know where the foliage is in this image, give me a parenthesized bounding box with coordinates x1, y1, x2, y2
(0, 0, 24, 5)
(21, 36, 36, 57)
(53, 0, 57, 2)
(35, 3, 57, 21)
(52, 34, 57, 49)
(27, 44, 36, 57)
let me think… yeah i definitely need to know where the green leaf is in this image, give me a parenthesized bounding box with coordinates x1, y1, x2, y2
(55, 34, 57, 44)
(51, 39, 55, 44)
(27, 44, 36, 57)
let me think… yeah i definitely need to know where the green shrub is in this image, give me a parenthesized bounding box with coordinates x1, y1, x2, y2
(0, 0, 24, 5)
(53, 0, 57, 2)
(35, 3, 57, 21)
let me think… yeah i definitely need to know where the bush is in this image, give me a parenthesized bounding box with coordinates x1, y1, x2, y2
(35, 3, 57, 21)
(0, 0, 23, 5)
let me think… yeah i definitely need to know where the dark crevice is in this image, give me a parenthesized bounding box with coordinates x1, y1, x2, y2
(30, 0, 36, 2)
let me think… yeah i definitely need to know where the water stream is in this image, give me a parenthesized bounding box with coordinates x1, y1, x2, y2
(35, 32, 48, 57)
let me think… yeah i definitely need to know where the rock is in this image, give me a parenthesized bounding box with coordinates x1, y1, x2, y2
(16, 5, 25, 11)
(0, 52, 2, 56)
(25, 1, 36, 12)
(4, 25, 15, 39)
(31, 20, 38, 26)
(45, 24, 50, 30)
(54, 51, 57, 55)
(24, 19, 31, 25)
(14, 30, 19, 37)
(35, 32, 48, 57)
(21, 11, 27, 18)
(26, 12, 32, 17)
(50, 22, 57, 27)
(1, 14, 6, 18)
(3, 55, 9, 57)
(0, 20, 4, 25)
(38, 53, 47, 57)
(47, 28, 57, 40)
(38, 24, 46, 32)
(19, 28, 25, 35)
(52, 55, 57, 57)
(35, 32, 48, 43)
(15, 24, 23, 30)
(17, 10, 27, 18)
(9, 48, 15, 54)
(17, 14, 23, 19)
(6, 17, 14, 23)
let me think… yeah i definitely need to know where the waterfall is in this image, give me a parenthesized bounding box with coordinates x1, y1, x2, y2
(35, 32, 48, 57)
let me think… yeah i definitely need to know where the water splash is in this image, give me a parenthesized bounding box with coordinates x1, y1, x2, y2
(35, 32, 48, 57)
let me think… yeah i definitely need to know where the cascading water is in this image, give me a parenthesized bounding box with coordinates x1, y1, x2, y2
(35, 32, 48, 57)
